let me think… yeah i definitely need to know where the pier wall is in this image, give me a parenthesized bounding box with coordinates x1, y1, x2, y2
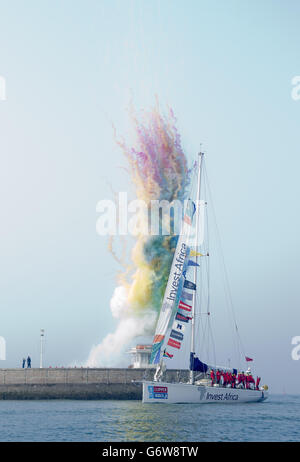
(0, 368, 190, 400)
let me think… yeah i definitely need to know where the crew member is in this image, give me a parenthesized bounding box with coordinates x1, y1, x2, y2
(224, 371, 229, 387)
(231, 372, 236, 388)
(237, 372, 243, 388)
(210, 369, 215, 386)
(256, 376, 261, 390)
(242, 372, 246, 388)
(228, 372, 232, 386)
(248, 374, 255, 389)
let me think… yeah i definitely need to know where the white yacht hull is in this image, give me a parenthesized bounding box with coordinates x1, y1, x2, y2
(142, 381, 268, 404)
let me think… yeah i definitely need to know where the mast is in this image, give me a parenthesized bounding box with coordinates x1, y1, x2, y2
(190, 151, 203, 384)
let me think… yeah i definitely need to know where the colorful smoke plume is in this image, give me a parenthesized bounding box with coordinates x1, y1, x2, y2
(87, 102, 190, 366)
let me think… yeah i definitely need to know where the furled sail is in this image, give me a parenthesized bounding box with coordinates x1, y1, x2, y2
(190, 353, 208, 372)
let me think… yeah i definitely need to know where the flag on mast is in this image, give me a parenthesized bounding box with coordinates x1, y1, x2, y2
(190, 250, 204, 257)
(187, 260, 200, 267)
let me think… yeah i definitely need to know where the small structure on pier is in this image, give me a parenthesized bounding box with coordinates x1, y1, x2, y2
(128, 344, 153, 369)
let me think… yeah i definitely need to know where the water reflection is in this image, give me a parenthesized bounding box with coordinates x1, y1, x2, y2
(94, 396, 300, 442)
(0, 395, 299, 442)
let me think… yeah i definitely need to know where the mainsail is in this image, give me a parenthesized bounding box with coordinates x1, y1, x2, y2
(150, 199, 195, 364)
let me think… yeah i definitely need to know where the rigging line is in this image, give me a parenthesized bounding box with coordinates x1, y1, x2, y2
(200, 161, 216, 367)
(208, 316, 217, 367)
(204, 172, 210, 317)
(196, 291, 203, 346)
(196, 270, 212, 364)
(205, 283, 216, 364)
(204, 172, 214, 365)
(206, 316, 215, 364)
(201, 316, 208, 362)
(205, 167, 247, 370)
(197, 295, 207, 360)
(194, 164, 215, 366)
(203, 161, 242, 367)
(206, 320, 213, 365)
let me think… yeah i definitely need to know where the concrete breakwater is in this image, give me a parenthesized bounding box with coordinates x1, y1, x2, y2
(0, 368, 190, 400)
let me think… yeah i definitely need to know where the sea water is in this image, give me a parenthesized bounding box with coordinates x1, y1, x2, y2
(0, 394, 299, 442)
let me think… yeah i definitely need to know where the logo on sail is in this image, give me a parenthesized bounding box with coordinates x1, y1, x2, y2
(166, 243, 186, 302)
(170, 329, 184, 342)
(178, 300, 192, 312)
(167, 338, 181, 349)
(175, 313, 190, 323)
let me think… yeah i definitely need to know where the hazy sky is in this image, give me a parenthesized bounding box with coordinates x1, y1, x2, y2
(0, 0, 300, 393)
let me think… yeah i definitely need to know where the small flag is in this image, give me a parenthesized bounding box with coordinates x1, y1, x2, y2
(172, 321, 185, 333)
(245, 356, 253, 362)
(163, 350, 173, 359)
(153, 348, 161, 364)
(179, 300, 192, 312)
(175, 312, 190, 323)
(183, 199, 196, 225)
(188, 260, 200, 267)
(181, 290, 193, 301)
(184, 280, 196, 290)
(167, 338, 181, 349)
(190, 250, 204, 257)
(170, 329, 184, 341)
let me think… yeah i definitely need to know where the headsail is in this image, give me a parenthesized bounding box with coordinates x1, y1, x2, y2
(149, 199, 195, 364)
(163, 256, 197, 359)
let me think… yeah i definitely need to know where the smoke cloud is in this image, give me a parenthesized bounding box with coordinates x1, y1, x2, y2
(86, 102, 190, 367)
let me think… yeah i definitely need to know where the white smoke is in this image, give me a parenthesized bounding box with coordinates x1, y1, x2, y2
(110, 286, 129, 319)
(85, 286, 156, 367)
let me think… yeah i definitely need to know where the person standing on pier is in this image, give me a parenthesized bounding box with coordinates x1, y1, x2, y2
(27, 356, 31, 368)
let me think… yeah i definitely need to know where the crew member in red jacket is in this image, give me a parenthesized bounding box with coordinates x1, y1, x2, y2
(237, 372, 244, 388)
(256, 376, 261, 390)
(225, 371, 230, 387)
(246, 373, 255, 389)
(210, 369, 215, 386)
(242, 372, 246, 388)
(231, 372, 236, 388)
(248, 374, 255, 389)
(245, 374, 250, 389)
(228, 372, 232, 387)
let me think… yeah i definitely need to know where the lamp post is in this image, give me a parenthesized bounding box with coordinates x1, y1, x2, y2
(40, 329, 45, 368)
